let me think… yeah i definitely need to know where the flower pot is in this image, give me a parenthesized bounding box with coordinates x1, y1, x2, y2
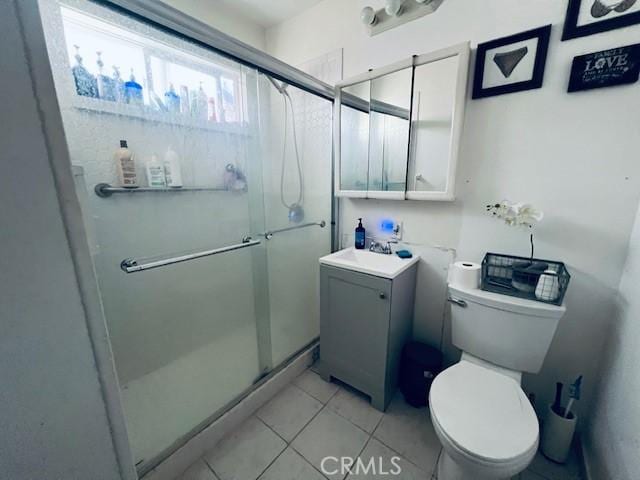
(541, 403, 577, 463)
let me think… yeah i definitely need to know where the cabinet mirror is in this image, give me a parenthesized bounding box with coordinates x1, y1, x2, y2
(407, 44, 469, 200)
(368, 66, 412, 198)
(339, 80, 370, 194)
(335, 42, 469, 201)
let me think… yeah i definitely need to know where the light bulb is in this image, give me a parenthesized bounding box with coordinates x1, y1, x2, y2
(360, 6, 377, 25)
(385, 0, 404, 16)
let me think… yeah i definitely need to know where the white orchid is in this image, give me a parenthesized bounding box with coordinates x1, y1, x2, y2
(486, 201, 543, 228)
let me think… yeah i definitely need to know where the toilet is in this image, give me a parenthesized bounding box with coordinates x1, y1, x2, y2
(429, 283, 566, 480)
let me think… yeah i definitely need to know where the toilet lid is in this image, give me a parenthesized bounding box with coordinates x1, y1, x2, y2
(429, 361, 539, 463)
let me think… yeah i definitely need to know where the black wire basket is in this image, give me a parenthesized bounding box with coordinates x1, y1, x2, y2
(481, 253, 570, 306)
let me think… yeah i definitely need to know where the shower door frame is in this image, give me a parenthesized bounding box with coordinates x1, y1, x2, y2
(19, 0, 340, 477)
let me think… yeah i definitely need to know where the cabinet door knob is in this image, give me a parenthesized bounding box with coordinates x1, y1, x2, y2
(379, 292, 386, 299)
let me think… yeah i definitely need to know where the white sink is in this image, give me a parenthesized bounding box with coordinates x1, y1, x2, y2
(319, 247, 420, 279)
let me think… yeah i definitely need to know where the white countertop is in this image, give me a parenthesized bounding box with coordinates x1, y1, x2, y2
(319, 247, 420, 279)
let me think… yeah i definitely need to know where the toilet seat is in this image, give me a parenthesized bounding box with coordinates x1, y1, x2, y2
(429, 360, 539, 466)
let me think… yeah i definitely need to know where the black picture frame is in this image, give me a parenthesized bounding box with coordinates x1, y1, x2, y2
(562, 0, 640, 41)
(568, 43, 640, 91)
(472, 25, 552, 100)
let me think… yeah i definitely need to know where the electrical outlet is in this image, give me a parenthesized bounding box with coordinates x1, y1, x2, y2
(379, 219, 403, 241)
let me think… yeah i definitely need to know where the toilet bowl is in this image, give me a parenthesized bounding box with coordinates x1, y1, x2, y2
(429, 356, 539, 480)
(430, 283, 565, 479)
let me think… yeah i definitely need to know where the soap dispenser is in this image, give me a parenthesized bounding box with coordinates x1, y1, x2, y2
(355, 218, 366, 250)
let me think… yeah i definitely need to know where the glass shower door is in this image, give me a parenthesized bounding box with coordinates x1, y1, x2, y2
(40, 0, 271, 470)
(260, 78, 333, 365)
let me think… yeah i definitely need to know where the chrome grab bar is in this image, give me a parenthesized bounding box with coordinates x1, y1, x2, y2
(447, 297, 467, 308)
(120, 237, 261, 273)
(263, 220, 326, 240)
(95, 183, 229, 198)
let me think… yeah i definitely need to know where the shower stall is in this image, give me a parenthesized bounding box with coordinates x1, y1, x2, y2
(37, 0, 336, 474)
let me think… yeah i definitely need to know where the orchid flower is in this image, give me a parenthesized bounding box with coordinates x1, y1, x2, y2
(486, 201, 543, 228)
(486, 201, 544, 259)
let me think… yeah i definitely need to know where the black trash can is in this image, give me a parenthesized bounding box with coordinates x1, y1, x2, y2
(399, 341, 443, 408)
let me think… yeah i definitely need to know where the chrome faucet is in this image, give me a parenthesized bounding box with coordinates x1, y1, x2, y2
(369, 240, 393, 255)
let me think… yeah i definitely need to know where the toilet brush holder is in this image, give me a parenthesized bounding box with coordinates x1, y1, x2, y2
(541, 404, 577, 463)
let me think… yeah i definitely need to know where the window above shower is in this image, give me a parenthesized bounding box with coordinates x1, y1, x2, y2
(58, 2, 248, 133)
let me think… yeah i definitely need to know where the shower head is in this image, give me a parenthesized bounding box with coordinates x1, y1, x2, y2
(267, 73, 304, 223)
(265, 75, 289, 96)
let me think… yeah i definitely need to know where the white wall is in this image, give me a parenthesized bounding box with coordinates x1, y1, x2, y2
(0, 1, 127, 478)
(266, 0, 640, 421)
(161, 0, 266, 50)
(583, 203, 640, 480)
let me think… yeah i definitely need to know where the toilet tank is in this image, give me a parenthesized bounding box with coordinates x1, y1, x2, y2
(448, 284, 565, 373)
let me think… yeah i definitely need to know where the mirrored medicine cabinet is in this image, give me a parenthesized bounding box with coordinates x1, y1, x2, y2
(334, 42, 470, 201)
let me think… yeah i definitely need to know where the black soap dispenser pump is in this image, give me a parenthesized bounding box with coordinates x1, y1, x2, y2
(355, 218, 366, 249)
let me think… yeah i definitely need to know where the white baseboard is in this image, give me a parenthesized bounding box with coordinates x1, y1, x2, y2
(142, 343, 317, 480)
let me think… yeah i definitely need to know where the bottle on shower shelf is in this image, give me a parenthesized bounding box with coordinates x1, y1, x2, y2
(112, 66, 126, 103)
(145, 155, 166, 187)
(195, 82, 208, 121)
(71, 45, 98, 98)
(179, 85, 190, 115)
(95, 51, 116, 101)
(164, 83, 180, 113)
(124, 69, 143, 105)
(208, 96, 218, 122)
(163, 146, 183, 188)
(114, 140, 137, 188)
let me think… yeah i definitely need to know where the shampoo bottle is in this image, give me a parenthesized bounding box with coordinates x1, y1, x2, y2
(145, 155, 166, 187)
(355, 218, 366, 249)
(114, 140, 137, 187)
(163, 146, 183, 188)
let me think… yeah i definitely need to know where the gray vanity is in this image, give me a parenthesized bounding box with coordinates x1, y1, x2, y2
(318, 248, 419, 411)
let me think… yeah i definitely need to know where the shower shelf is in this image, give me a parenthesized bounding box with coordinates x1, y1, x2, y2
(73, 96, 251, 136)
(94, 183, 237, 198)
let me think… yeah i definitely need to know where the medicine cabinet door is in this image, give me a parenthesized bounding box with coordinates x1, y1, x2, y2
(406, 43, 469, 201)
(337, 80, 371, 197)
(367, 66, 413, 199)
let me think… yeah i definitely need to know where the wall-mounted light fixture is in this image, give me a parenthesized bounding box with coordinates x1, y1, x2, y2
(360, 6, 377, 26)
(360, 0, 444, 36)
(385, 0, 404, 17)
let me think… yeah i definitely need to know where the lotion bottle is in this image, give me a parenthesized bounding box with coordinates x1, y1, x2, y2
(114, 140, 137, 187)
(163, 146, 183, 188)
(145, 155, 166, 187)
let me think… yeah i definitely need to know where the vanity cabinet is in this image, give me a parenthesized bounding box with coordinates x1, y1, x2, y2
(318, 264, 417, 411)
(335, 42, 470, 201)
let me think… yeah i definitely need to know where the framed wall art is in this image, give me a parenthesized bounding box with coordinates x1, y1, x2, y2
(562, 0, 640, 40)
(568, 43, 640, 91)
(472, 25, 552, 99)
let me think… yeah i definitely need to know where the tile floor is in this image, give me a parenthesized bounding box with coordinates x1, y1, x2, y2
(176, 367, 584, 480)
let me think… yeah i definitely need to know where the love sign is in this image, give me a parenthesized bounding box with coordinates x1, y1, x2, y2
(568, 43, 640, 92)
